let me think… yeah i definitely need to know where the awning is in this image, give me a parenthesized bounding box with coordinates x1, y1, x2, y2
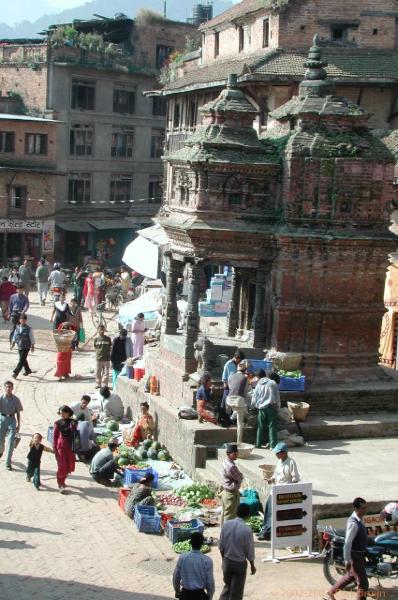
(122, 234, 159, 279)
(137, 223, 169, 249)
(118, 289, 162, 326)
(57, 221, 95, 232)
(89, 219, 135, 230)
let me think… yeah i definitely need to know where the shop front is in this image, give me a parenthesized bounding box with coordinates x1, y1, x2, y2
(0, 218, 55, 265)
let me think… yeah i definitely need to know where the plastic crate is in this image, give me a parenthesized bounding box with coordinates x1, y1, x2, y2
(124, 467, 158, 488)
(247, 359, 273, 374)
(134, 505, 161, 534)
(166, 518, 205, 544)
(279, 376, 306, 392)
(118, 488, 130, 512)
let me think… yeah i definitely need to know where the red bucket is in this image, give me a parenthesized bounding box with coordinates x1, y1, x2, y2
(134, 367, 145, 382)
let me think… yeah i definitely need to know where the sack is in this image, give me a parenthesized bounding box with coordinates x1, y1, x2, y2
(71, 430, 81, 453)
(79, 326, 85, 343)
(178, 407, 198, 420)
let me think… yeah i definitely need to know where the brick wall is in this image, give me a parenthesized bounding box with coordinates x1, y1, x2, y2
(0, 66, 48, 112)
(201, 0, 398, 64)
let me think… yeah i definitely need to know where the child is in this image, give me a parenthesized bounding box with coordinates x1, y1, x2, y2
(26, 433, 53, 490)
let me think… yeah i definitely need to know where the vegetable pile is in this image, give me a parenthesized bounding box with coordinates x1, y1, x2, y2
(172, 540, 210, 554)
(247, 515, 263, 533)
(136, 439, 171, 461)
(175, 484, 214, 506)
(278, 370, 302, 379)
(155, 493, 187, 507)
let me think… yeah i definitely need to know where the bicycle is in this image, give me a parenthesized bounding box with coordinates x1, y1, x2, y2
(91, 301, 107, 330)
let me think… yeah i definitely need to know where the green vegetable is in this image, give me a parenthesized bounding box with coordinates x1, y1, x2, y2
(174, 484, 214, 506)
(107, 420, 119, 432)
(247, 516, 263, 533)
(172, 540, 210, 554)
(147, 448, 158, 460)
(118, 456, 129, 467)
(151, 441, 162, 451)
(157, 450, 170, 461)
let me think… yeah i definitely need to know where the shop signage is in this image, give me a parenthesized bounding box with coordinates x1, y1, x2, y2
(268, 482, 313, 561)
(0, 219, 44, 232)
(317, 513, 398, 536)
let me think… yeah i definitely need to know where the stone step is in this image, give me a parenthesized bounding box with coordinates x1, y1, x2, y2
(286, 412, 398, 440)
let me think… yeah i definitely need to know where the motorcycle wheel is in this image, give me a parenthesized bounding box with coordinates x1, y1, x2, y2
(323, 551, 356, 590)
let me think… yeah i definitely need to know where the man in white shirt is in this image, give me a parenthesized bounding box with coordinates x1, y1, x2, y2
(70, 395, 93, 422)
(257, 442, 300, 541)
(48, 264, 66, 290)
(380, 501, 398, 526)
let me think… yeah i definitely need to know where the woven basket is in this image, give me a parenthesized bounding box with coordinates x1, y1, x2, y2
(258, 464, 274, 480)
(53, 330, 75, 352)
(287, 401, 310, 422)
(237, 443, 255, 459)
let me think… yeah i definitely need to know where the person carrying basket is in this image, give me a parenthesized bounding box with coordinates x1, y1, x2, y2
(53, 323, 76, 381)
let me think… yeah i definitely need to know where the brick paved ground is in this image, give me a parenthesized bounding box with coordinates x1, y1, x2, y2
(0, 292, 395, 600)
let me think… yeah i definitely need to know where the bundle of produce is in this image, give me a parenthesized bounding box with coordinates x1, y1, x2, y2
(96, 431, 113, 446)
(107, 420, 119, 432)
(172, 540, 210, 554)
(246, 515, 263, 533)
(277, 370, 302, 378)
(175, 484, 214, 506)
(200, 498, 219, 508)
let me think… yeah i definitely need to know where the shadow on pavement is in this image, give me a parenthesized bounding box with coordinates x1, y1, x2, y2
(0, 540, 35, 550)
(0, 575, 172, 600)
(0, 521, 62, 536)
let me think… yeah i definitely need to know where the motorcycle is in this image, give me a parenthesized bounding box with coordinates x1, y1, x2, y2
(322, 525, 398, 589)
(51, 287, 62, 302)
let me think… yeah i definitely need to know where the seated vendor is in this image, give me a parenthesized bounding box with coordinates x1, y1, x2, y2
(89, 439, 123, 486)
(131, 401, 155, 447)
(196, 373, 217, 425)
(97, 386, 124, 423)
(124, 473, 155, 518)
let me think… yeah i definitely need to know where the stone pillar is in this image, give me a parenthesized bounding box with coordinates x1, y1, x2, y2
(183, 262, 202, 358)
(250, 266, 267, 348)
(226, 268, 241, 337)
(162, 255, 180, 334)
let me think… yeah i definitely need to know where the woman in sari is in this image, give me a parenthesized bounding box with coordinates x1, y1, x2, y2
(54, 322, 74, 381)
(132, 401, 155, 446)
(53, 405, 77, 493)
(83, 272, 96, 314)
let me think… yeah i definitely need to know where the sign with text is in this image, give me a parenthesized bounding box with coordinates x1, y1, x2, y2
(271, 482, 313, 559)
(0, 219, 44, 232)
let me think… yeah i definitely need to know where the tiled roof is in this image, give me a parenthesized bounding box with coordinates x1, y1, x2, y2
(163, 49, 398, 94)
(200, 0, 293, 31)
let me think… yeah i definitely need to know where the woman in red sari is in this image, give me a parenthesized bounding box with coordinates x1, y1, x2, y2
(53, 405, 77, 493)
(54, 322, 74, 381)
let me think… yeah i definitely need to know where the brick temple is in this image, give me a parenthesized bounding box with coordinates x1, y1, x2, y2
(152, 36, 396, 397)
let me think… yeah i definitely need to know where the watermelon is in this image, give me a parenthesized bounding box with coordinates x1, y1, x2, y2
(147, 448, 158, 460)
(118, 456, 129, 467)
(157, 450, 169, 461)
(140, 449, 148, 459)
(151, 441, 161, 451)
(143, 439, 153, 450)
(107, 420, 119, 432)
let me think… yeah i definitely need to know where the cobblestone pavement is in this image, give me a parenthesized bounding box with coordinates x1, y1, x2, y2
(0, 292, 395, 600)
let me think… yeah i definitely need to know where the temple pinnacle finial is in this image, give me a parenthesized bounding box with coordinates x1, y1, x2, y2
(299, 33, 334, 97)
(227, 73, 238, 88)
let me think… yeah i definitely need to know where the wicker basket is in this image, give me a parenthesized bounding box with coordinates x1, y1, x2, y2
(287, 401, 310, 422)
(52, 330, 75, 352)
(258, 464, 274, 480)
(237, 443, 255, 459)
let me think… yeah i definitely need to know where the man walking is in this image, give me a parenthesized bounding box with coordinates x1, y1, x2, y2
(173, 532, 215, 600)
(0, 380, 23, 470)
(35, 258, 49, 306)
(325, 497, 369, 600)
(18, 259, 32, 297)
(220, 443, 243, 523)
(93, 324, 112, 388)
(251, 372, 280, 449)
(11, 314, 35, 378)
(219, 503, 256, 600)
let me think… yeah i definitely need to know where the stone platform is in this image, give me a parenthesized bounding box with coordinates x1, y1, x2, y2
(196, 438, 398, 520)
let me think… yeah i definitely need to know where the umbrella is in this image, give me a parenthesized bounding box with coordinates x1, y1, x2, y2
(118, 289, 162, 327)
